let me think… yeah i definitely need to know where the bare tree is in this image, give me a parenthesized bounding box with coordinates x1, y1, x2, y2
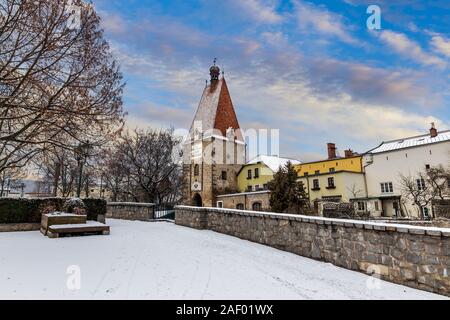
(0, 0, 125, 175)
(347, 183, 363, 199)
(426, 165, 450, 200)
(399, 166, 449, 219)
(102, 128, 182, 203)
(0, 166, 26, 196)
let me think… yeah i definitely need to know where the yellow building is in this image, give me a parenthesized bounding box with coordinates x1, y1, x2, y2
(294, 144, 367, 208)
(237, 155, 301, 192)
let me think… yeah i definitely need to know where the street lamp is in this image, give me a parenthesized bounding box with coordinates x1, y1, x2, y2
(74, 140, 91, 198)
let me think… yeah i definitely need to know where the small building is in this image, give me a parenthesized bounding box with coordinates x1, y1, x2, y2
(358, 124, 450, 218)
(237, 155, 301, 193)
(216, 190, 271, 211)
(294, 143, 366, 212)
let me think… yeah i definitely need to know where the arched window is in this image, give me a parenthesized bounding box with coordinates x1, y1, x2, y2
(194, 164, 199, 176)
(252, 202, 262, 211)
(236, 203, 244, 210)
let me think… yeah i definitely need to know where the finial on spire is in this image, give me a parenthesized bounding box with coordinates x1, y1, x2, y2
(210, 58, 220, 81)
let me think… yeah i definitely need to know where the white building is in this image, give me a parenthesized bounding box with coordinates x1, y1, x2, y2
(359, 125, 449, 218)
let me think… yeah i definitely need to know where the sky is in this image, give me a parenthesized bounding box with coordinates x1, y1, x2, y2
(92, 0, 450, 162)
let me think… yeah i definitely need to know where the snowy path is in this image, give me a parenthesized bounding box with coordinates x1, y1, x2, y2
(0, 219, 446, 300)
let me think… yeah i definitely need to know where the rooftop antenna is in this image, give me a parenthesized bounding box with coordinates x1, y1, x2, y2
(213, 57, 217, 66)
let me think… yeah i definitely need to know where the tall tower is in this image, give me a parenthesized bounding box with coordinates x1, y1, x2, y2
(182, 62, 246, 207)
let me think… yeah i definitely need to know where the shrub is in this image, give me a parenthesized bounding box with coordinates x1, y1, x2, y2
(83, 198, 107, 220)
(0, 198, 106, 224)
(63, 198, 87, 215)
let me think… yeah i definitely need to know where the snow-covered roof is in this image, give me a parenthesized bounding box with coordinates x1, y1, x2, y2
(368, 130, 450, 154)
(247, 155, 301, 172)
(189, 81, 222, 134)
(188, 78, 242, 140)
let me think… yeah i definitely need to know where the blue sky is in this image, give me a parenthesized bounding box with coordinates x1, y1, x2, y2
(92, 0, 450, 161)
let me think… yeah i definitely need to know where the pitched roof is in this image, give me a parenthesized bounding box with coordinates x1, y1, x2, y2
(189, 78, 242, 140)
(368, 130, 450, 154)
(247, 155, 302, 173)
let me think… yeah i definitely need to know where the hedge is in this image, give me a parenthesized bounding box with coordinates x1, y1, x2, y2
(0, 198, 107, 224)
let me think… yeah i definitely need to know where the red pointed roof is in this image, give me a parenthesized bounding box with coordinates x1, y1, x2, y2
(189, 77, 242, 140)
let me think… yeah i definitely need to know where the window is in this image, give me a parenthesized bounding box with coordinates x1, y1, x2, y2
(315, 170, 320, 175)
(263, 184, 268, 190)
(217, 201, 223, 208)
(329, 168, 335, 173)
(416, 178, 426, 191)
(374, 201, 379, 211)
(221, 171, 227, 180)
(252, 202, 262, 211)
(422, 207, 430, 218)
(255, 185, 261, 191)
(357, 202, 366, 211)
(247, 169, 252, 179)
(381, 182, 394, 193)
(236, 203, 244, 210)
(194, 164, 199, 176)
(304, 172, 309, 176)
(425, 164, 430, 170)
(313, 179, 320, 190)
(246, 185, 253, 192)
(254, 168, 259, 178)
(327, 177, 335, 188)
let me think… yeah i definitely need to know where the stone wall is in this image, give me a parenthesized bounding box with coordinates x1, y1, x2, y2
(0, 223, 40, 233)
(175, 205, 450, 297)
(107, 202, 155, 221)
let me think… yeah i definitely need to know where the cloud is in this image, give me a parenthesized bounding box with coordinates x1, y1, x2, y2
(430, 34, 450, 57)
(100, 12, 127, 35)
(378, 31, 447, 68)
(293, 0, 357, 45)
(92, 0, 450, 158)
(230, 0, 283, 24)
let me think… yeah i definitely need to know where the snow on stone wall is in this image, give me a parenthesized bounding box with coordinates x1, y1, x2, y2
(175, 205, 450, 297)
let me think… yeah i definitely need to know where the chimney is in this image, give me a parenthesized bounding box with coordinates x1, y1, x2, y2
(327, 143, 337, 160)
(344, 149, 354, 158)
(430, 122, 438, 138)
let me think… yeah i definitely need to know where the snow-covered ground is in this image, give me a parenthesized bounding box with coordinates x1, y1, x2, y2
(0, 219, 446, 300)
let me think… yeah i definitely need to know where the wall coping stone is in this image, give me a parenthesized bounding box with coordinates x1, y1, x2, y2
(108, 202, 155, 208)
(175, 205, 450, 237)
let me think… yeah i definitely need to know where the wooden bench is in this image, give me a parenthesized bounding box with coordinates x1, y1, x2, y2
(41, 213, 87, 236)
(47, 221, 110, 239)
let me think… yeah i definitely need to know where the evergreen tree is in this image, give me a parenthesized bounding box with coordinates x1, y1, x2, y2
(268, 162, 308, 214)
